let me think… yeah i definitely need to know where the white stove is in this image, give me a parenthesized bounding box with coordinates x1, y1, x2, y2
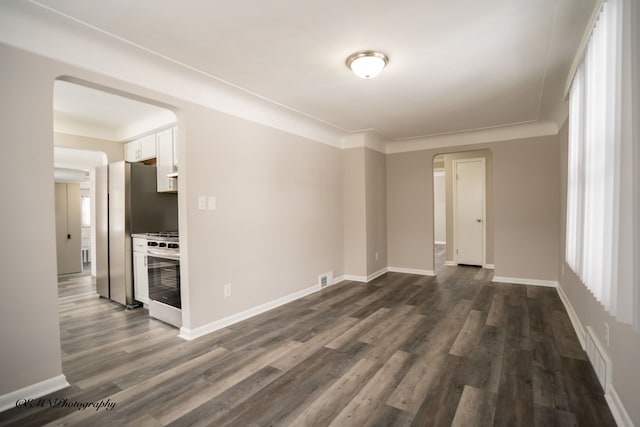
(145, 232, 180, 260)
(134, 231, 182, 327)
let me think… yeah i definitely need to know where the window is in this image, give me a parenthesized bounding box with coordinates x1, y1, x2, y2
(81, 196, 90, 228)
(566, 0, 639, 331)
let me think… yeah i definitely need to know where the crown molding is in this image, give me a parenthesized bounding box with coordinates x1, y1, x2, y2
(385, 120, 559, 154)
(0, 2, 563, 153)
(342, 130, 387, 153)
(0, 1, 346, 148)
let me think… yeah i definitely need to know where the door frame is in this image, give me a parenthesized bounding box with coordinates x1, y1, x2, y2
(452, 157, 486, 266)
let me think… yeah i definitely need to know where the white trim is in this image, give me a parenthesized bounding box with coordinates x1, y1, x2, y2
(367, 268, 388, 282)
(492, 276, 559, 288)
(332, 275, 346, 285)
(0, 374, 69, 413)
(605, 384, 635, 427)
(434, 240, 446, 245)
(386, 121, 559, 154)
(387, 267, 436, 277)
(556, 284, 586, 348)
(433, 171, 445, 178)
(178, 283, 322, 340)
(444, 261, 457, 267)
(483, 264, 495, 270)
(343, 275, 368, 283)
(452, 157, 486, 267)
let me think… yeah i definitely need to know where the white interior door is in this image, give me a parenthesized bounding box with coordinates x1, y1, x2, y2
(454, 159, 485, 266)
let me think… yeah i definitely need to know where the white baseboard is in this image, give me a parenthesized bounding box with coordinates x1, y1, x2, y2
(343, 275, 368, 283)
(387, 267, 436, 276)
(492, 276, 558, 288)
(179, 283, 322, 341)
(605, 384, 635, 427)
(434, 240, 446, 245)
(557, 285, 633, 427)
(483, 264, 495, 270)
(444, 261, 457, 266)
(556, 285, 586, 348)
(367, 268, 388, 282)
(343, 268, 389, 283)
(0, 374, 69, 413)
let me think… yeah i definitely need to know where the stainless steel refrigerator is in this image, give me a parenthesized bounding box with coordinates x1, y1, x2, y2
(96, 161, 178, 307)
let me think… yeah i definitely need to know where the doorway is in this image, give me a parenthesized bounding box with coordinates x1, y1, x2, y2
(54, 148, 107, 278)
(53, 78, 178, 281)
(432, 150, 493, 272)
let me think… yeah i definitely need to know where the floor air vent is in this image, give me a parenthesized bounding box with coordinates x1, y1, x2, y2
(319, 272, 333, 288)
(585, 326, 611, 390)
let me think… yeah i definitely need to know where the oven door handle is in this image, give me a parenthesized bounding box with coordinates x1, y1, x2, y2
(147, 250, 180, 261)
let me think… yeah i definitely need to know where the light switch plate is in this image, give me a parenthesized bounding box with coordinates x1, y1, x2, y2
(198, 196, 206, 210)
(208, 196, 216, 210)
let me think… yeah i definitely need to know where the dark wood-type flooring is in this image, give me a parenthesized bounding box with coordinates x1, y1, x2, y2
(0, 267, 616, 426)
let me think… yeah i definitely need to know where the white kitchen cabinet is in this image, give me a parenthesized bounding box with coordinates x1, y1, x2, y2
(124, 142, 138, 162)
(156, 126, 177, 192)
(125, 133, 156, 162)
(133, 245, 149, 305)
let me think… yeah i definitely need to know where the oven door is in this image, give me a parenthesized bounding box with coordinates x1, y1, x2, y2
(147, 254, 181, 309)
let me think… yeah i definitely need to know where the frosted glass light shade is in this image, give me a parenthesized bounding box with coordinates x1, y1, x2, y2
(346, 51, 388, 79)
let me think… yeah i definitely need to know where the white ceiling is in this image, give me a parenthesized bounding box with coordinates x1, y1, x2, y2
(34, 0, 596, 142)
(54, 80, 176, 141)
(53, 146, 106, 183)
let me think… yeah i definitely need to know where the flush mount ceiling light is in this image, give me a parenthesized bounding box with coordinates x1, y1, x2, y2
(346, 50, 389, 79)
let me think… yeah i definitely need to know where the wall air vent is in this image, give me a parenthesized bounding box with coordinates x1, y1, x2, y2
(319, 272, 334, 288)
(585, 326, 611, 390)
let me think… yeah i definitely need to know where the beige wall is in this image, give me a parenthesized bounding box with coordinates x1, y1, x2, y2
(387, 135, 560, 281)
(343, 148, 367, 278)
(558, 121, 640, 425)
(492, 136, 560, 281)
(182, 105, 344, 328)
(387, 150, 434, 271)
(54, 133, 124, 162)
(365, 148, 387, 276)
(0, 45, 63, 395)
(343, 147, 387, 279)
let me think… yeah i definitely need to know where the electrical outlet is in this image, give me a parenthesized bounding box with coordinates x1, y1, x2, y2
(604, 322, 610, 347)
(224, 283, 231, 298)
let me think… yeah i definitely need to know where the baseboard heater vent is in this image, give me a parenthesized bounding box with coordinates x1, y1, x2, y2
(585, 326, 611, 390)
(319, 272, 334, 288)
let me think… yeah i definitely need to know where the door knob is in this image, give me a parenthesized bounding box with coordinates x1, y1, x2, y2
(476, 219, 482, 223)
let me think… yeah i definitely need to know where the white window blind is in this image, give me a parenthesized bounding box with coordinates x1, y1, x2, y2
(566, 0, 638, 331)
